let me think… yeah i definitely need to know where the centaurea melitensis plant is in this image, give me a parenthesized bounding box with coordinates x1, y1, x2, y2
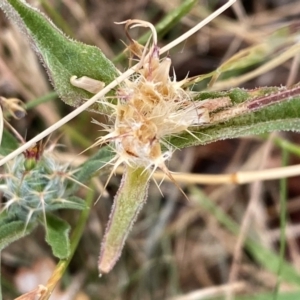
(3, 0, 300, 297)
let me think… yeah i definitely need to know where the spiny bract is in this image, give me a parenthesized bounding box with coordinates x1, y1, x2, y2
(1, 145, 82, 225)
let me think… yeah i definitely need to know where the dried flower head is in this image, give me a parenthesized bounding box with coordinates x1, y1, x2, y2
(0, 97, 26, 120)
(0, 96, 26, 146)
(73, 20, 231, 185)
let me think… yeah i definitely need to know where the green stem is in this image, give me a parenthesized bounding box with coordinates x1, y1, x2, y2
(98, 166, 150, 274)
(273, 148, 288, 299)
(3, 92, 57, 119)
(272, 135, 300, 157)
(260, 134, 300, 157)
(25, 92, 57, 110)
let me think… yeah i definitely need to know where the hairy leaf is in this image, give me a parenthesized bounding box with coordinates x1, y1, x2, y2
(170, 86, 300, 149)
(75, 146, 115, 183)
(68, 146, 115, 195)
(0, 216, 36, 251)
(0, 0, 118, 112)
(98, 166, 150, 274)
(45, 214, 71, 259)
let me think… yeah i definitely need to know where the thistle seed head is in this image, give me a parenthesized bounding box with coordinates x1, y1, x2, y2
(72, 20, 231, 181)
(94, 21, 210, 173)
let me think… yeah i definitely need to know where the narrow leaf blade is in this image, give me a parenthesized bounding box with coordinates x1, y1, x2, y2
(170, 87, 300, 149)
(98, 166, 150, 274)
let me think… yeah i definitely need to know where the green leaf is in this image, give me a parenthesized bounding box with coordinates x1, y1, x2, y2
(33, 190, 95, 300)
(45, 214, 71, 259)
(0, 0, 118, 112)
(68, 146, 115, 194)
(0, 211, 9, 226)
(98, 166, 150, 274)
(0, 216, 36, 251)
(0, 130, 19, 156)
(76, 146, 115, 182)
(170, 87, 300, 149)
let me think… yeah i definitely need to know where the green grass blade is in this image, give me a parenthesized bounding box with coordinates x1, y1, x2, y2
(113, 0, 198, 63)
(274, 148, 289, 299)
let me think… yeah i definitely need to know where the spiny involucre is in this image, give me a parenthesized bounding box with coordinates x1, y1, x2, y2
(1, 142, 82, 225)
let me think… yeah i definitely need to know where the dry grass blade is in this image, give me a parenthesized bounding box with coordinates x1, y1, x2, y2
(56, 152, 300, 186)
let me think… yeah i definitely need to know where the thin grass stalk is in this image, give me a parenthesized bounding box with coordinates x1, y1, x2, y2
(273, 148, 288, 299)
